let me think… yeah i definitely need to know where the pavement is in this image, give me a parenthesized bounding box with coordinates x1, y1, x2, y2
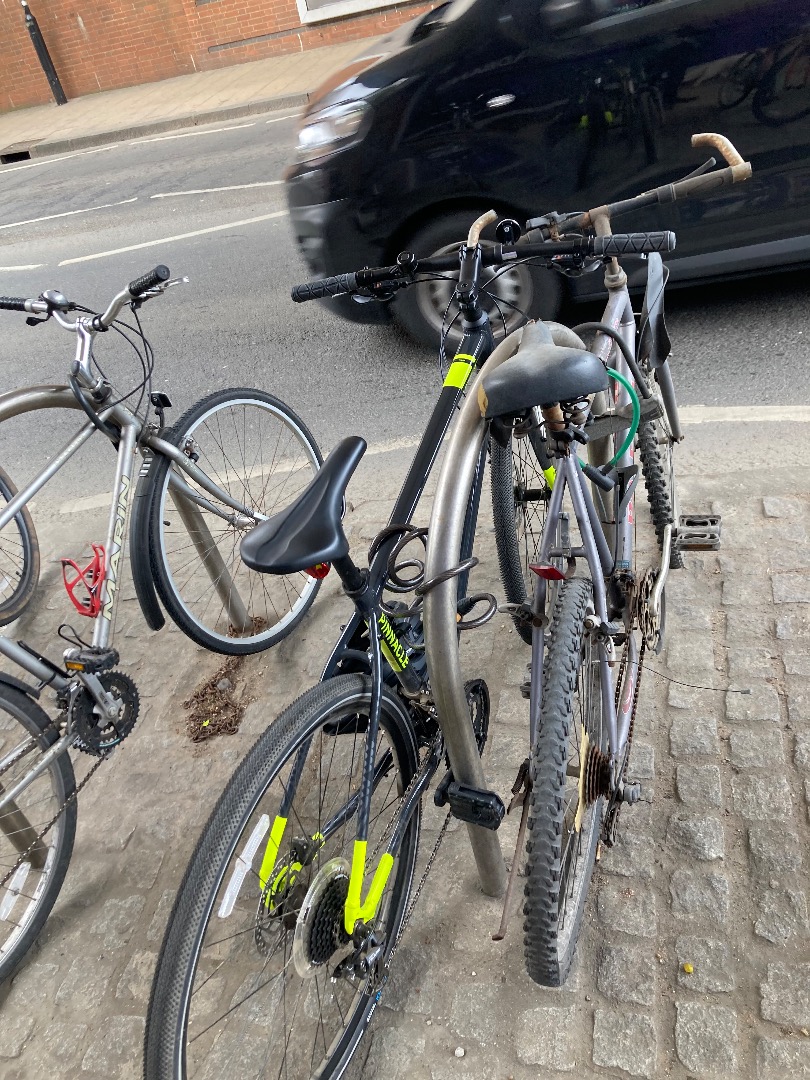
(1, 417, 810, 1079)
(0, 40, 370, 158)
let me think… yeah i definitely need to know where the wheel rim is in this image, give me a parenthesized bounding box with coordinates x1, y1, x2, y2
(557, 624, 604, 959)
(415, 240, 532, 346)
(0, 704, 69, 970)
(512, 434, 552, 597)
(0, 480, 32, 617)
(157, 397, 321, 648)
(178, 696, 414, 1079)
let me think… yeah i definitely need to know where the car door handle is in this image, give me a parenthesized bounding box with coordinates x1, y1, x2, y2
(486, 94, 516, 109)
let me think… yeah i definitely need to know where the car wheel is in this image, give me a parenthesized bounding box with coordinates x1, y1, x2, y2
(391, 211, 564, 351)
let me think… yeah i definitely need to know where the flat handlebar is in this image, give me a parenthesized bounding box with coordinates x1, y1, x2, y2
(290, 232, 676, 303)
(0, 264, 173, 328)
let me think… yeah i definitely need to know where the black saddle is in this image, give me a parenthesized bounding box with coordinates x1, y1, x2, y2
(480, 322, 609, 419)
(240, 436, 366, 575)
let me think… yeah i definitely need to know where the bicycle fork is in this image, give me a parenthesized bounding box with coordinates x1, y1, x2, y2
(253, 555, 432, 946)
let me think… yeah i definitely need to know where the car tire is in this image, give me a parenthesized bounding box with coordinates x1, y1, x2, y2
(391, 211, 564, 350)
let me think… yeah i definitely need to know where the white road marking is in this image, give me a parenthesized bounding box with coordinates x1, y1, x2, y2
(266, 113, 299, 124)
(0, 197, 138, 232)
(0, 145, 119, 174)
(57, 209, 288, 265)
(133, 123, 255, 144)
(0, 263, 43, 271)
(151, 180, 283, 199)
(679, 405, 810, 424)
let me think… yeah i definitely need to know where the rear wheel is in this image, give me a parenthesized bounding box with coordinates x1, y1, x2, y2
(145, 674, 421, 1080)
(491, 428, 554, 645)
(392, 211, 563, 350)
(523, 579, 606, 986)
(637, 371, 683, 570)
(148, 389, 323, 655)
(0, 685, 76, 984)
(0, 465, 39, 626)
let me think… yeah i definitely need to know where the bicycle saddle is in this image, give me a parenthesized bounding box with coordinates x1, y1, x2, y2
(240, 436, 365, 575)
(479, 321, 609, 418)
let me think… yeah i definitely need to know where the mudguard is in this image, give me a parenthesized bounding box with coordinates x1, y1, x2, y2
(638, 252, 671, 370)
(129, 452, 165, 632)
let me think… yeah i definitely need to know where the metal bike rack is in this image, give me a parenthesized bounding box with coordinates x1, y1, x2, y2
(423, 333, 522, 898)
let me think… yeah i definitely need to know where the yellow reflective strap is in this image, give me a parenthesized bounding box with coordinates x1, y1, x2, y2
(443, 352, 477, 389)
(258, 815, 287, 890)
(543, 465, 556, 489)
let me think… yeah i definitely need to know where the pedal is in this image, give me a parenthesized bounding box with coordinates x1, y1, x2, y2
(620, 781, 642, 805)
(63, 647, 120, 674)
(435, 778, 505, 831)
(677, 514, 721, 551)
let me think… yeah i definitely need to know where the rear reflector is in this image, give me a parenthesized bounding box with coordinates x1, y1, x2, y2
(305, 562, 331, 579)
(529, 563, 565, 581)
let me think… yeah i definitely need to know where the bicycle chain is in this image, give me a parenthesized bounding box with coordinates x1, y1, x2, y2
(0, 746, 106, 890)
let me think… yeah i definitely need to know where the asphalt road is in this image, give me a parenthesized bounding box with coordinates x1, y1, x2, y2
(1, 110, 808, 504)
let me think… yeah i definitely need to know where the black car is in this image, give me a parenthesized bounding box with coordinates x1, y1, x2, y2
(285, 0, 810, 347)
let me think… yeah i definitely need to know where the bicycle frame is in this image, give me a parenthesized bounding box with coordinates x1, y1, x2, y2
(0, 384, 266, 809)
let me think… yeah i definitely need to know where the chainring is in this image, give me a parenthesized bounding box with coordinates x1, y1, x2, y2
(637, 567, 664, 653)
(70, 671, 140, 756)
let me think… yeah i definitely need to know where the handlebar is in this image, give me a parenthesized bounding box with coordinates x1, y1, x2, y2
(528, 131, 751, 236)
(0, 264, 175, 328)
(290, 232, 676, 303)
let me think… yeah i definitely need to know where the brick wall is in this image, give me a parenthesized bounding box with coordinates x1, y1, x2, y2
(0, 0, 430, 113)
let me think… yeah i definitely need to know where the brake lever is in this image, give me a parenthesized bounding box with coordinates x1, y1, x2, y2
(678, 157, 717, 183)
(131, 276, 189, 309)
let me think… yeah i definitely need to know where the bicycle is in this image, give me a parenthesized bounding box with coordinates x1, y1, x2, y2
(423, 131, 750, 985)
(144, 133, 751, 1078)
(0, 266, 323, 982)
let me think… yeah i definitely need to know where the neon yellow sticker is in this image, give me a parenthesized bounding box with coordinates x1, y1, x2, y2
(443, 352, 477, 389)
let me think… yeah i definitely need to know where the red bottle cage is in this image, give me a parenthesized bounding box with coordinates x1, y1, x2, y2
(61, 543, 106, 617)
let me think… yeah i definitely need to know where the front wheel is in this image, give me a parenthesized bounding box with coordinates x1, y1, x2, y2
(148, 388, 323, 655)
(0, 685, 76, 984)
(391, 211, 563, 350)
(145, 674, 421, 1080)
(523, 579, 606, 986)
(0, 464, 40, 627)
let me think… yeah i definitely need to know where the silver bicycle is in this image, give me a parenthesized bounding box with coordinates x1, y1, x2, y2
(0, 264, 322, 982)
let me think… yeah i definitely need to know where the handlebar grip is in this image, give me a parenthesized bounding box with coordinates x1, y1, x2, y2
(0, 297, 28, 311)
(128, 265, 170, 297)
(592, 232, 676, 256)
(691, 132, 744, 167)
(660, 161, 752, 203)
(290, 273, 358, 303)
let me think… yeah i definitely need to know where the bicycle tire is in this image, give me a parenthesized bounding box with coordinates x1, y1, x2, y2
(145, 674, 421, 1080)
(524, 578, 605, 986)
(0, 684, 76, 984)
(637, 390, 684, 570)
(147, 388, 323, 655)
(752, 47, 810, 127)
(491, 430, 552, 645)
(0, 465, 40, 627)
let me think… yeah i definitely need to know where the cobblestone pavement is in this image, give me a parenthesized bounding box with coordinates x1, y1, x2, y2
(2, 422, 810, 1079)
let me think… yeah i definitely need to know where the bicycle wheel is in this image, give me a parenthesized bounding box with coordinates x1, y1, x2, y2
(637, 370, 683, 569)
(753, 46, 810, 126)
(145, 674, 421, 1080)
(0, 684, 76, 984)
(524, 578, 606, 986)
(491, 428, 553, 644)
(0, 465, 40, 627)
(148, 389, 323, 655)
